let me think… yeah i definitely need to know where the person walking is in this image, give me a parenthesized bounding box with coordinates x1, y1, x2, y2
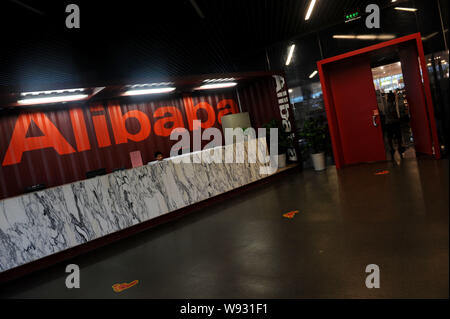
(384, 91, 405, 159)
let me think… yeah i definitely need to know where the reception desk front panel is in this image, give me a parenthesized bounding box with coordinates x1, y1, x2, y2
(0, 138, 271, 273)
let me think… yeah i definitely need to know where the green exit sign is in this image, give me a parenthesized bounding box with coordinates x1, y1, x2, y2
(345, 11, 361, 22)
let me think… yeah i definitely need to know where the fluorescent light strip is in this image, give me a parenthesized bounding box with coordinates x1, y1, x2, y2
(18, 94, 88, 105)
(356, 35, 379, 40)
(333, 34, 396, 40)
(309, 70, 318, 79)
(198, 82, 237, 90)
(333, 35, 356, 39)
(21, 88, 85, 96)
(376, 34, 397, 40)
(123, 87, 176, 96)
(422, 32, 438, 41)
(305, 0, 317, 20)
(394, 7, 417, 12)
(285, 44, 295, 66)
(203, 78, 235, 83)
(129, 82, 173, 89)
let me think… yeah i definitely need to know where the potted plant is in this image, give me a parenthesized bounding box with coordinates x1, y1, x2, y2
(299, 117, 329, 171)
(263, 119, 293, 168)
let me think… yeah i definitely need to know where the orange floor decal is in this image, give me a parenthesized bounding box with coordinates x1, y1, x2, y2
(112, 280, 139, 293)
(374, 170, 390, 175)
(283, 210, 299, 219)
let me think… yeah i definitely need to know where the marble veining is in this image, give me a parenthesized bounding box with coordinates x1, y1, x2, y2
(0, 138, 271, 273)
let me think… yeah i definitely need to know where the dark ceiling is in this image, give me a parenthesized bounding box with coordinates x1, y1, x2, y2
(0, 0, 447, 93)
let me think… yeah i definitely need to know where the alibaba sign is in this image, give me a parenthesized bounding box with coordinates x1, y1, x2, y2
(2, 96, 239, 166)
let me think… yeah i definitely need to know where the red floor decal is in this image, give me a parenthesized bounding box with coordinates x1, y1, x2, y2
(374, 170, 390, 175)
(283, 210, 299, 219)
(112, 280, 139, 292)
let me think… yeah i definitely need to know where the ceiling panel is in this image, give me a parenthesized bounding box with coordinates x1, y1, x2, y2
(0, 0, 445, 93)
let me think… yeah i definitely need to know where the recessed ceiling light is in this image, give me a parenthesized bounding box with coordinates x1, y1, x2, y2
(18, 94, 88, 105)
(333, 34, 396, 40)
(333, 35, 356, 39)
(394, 7, 418, 12)
(285, 44, 296, 66)
(203, 78, 236, 83)
(20, 88, 85, 97)
(305, 0, 317, 20)
(309, 70, 318, 79)
(128, 82, 174, 89)
(197, 82, 237, 90)
(18, 88, 88, 105)
(123, 87, 176, 96)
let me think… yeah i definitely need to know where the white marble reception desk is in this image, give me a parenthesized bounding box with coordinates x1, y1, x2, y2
(0, 138, 272, 273)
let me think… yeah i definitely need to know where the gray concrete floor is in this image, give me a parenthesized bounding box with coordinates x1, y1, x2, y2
(0, 158, 448, 298)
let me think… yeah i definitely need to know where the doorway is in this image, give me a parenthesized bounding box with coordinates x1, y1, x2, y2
(372, 61, 416, 162)
(318, 33, 440, 169)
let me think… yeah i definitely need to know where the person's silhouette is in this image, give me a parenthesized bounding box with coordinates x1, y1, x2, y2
(384, 92, 405, 158)
(154, 151, 164, 161)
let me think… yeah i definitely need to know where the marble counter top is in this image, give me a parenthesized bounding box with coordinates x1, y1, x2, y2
(0, 138, 271, 273)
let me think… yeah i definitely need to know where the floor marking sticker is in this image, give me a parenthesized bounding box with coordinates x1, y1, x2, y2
(112, 280, 139, 293)
(374, 170, 390, 175)
(283, 210, 299, 219)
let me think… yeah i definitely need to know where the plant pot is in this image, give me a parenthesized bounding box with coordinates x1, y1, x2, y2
(311, 152, 326, 171)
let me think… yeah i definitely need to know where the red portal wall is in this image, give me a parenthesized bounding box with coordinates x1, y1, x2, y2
(318, 33, 441, 168)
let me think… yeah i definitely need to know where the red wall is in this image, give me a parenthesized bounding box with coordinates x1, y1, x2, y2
(0, 75, 297, 200)
(239, 77, 281, 128)
(0, 92, 238, 199)
(240, 76, 298, 161)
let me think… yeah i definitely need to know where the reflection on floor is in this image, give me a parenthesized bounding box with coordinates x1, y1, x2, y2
(383, 124, 417, 164)
(0, 159, 448, 298)
(387, 146, 416, 164)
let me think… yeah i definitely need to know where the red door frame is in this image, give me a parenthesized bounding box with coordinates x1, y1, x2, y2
(317, 33, 441, 169)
